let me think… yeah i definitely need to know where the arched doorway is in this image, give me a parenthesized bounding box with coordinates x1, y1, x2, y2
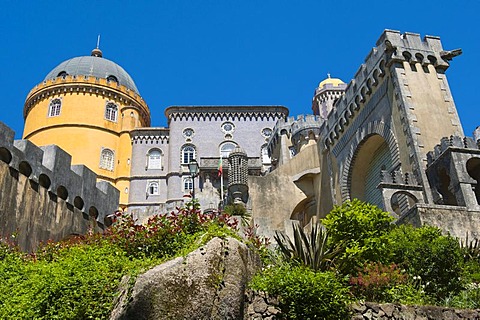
(350, 134, 392, 210)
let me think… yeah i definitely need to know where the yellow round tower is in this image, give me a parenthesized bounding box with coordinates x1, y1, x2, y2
(23, 48, 150, 208)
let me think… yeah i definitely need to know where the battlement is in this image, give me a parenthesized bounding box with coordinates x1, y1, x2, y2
(381, 169, 418, 186)
(24, 75, 151, 125)
(322, 30, 460, 150)
(291, 114, 323, 140)
(267, 115, 323, 155)
(27, 75, 146, 103)
(376, 30, 450, 69)
(0, 121, 119, 225)
(427, 136, 478, 164)
(164, 105, 288, 122)
(314, 82, 347, 96)
(131, 127, 170, 144)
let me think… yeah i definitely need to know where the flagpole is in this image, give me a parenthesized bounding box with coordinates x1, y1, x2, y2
(220, 157, 224, 207)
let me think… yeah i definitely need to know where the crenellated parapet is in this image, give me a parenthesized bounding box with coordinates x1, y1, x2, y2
(266, 116, 294, 155)
(290, 114, 323, 152)
(381, 169, 418, 186)
(425, 135, 480, 209)
(24, 75, 151, 126)
(0, 121, 119, 226)
(322, 29, 459, 151)
(165, 106, 288, 122)
(427, 136, 477, 165)
(131, 127, 170, 144)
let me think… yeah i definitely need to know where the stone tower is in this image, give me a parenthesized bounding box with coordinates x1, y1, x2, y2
(22, 48, 150, 207)
(311, 75, 347, 119)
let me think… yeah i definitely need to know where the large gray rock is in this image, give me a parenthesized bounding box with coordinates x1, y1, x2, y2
(111, 237, 261, 320)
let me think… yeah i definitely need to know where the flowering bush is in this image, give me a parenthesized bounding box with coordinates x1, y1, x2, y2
(35, 200, 240, 261)
(385, 225, 464, 301)
(349, 262, 426, 303)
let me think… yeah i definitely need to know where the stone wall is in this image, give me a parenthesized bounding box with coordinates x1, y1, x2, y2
(398, 203, 480, 241)
(0, 121, 119, 251)
(351, 302, 480, 320)
(243, 293, 480, 319)
(249, 143, 320, 240)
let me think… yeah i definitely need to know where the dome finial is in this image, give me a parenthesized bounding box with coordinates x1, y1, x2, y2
(91, 35, 103, 58)
(327, 72, 331, 78)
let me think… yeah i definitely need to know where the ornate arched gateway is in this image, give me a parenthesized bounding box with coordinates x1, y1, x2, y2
(339, 121, 401, 210)
(349, 134, 393, 210)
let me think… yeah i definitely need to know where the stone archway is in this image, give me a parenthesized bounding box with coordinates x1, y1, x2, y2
(340, 121, 400, 204)
(349, 134, 393, 210)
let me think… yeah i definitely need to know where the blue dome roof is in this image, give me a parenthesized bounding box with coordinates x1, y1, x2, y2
(44, 54, 139, 94)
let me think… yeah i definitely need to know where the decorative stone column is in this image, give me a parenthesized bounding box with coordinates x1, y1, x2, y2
(228, 146, 249, 205)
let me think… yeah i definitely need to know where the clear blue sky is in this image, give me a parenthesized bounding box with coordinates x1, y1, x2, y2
(1, 1, 478, 139)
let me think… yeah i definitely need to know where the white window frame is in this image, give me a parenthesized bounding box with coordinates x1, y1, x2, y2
(181, 145, 196, 165)
(99, 148, 115, 171)
(48, 98, 62, 117)
(147, 149, 162, 170)
(147, 181, 159, 195)
(183, 176, 193, 193)
(105, 102, 118, 122)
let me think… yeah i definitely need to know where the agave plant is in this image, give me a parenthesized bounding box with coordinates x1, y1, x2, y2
(274, 222, 342, 271)
(460, 234, 480, 262)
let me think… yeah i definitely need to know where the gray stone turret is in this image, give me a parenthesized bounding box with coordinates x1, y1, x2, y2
(291, 114, 323, 153)
(426, 136, 480, 209)
(228, 146, 248, 205)
(312, 76, 347, 119)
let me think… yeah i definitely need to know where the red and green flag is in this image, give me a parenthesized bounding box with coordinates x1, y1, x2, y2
(218, 157, 223, 177)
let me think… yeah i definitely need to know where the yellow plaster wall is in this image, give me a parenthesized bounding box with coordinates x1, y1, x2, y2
(23, 83, 150, 207)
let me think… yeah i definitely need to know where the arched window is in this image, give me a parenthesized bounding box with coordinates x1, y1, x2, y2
(147, 181, 159, 195)
(220, 142, 237, 158)
(105, 102, 118, 122)
(99, 148, 115, 171)
(147, 149, 162, 170)
(107, 75, 118, 83)
(181, 145, 196, 164)
(183, 176, 193, 193)
(57, 71, 68, 78)
(48, 98, 62, 117)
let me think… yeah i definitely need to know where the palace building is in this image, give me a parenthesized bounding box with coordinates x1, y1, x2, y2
(19, 30, 480, 243)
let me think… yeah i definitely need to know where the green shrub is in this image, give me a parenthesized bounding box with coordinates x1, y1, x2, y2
(445, 283, 480, 309)
(322, 200, 394, 273)
(223, 203, 251, 226)
(250, 265, 352, 319)
(0, 200, 242, 319)
(386, 225, 464, 301)
(0, 241, 155, 319)
(322, 199, 394, 243)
